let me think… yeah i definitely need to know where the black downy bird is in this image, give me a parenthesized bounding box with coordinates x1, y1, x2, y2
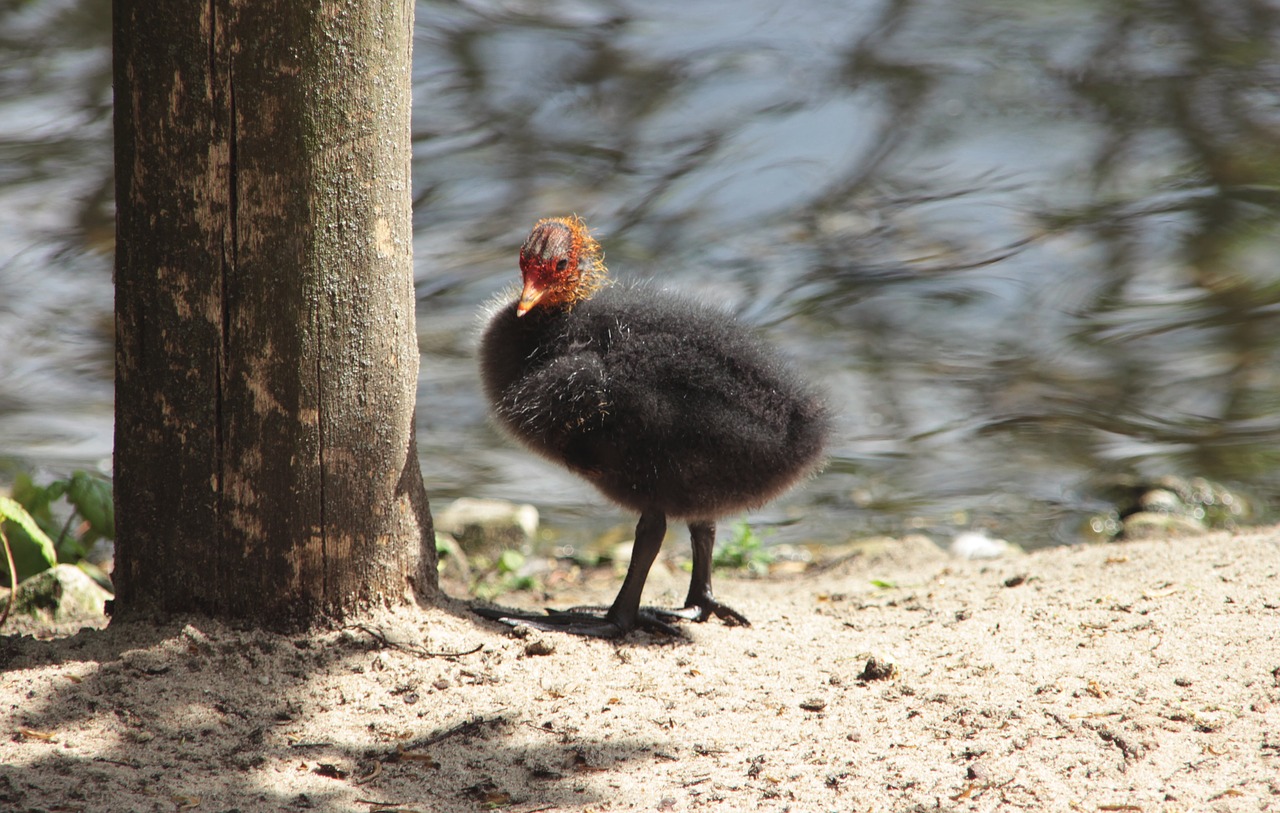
(476, 215, 830, 637)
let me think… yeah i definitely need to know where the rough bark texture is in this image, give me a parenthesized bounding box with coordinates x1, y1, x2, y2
(112, 0, 435, 626)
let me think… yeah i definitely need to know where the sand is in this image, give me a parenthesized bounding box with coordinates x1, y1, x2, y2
(2, 526, 1278, 812)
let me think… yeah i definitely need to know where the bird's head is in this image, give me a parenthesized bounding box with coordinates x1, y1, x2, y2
(516, 215, 607, 316)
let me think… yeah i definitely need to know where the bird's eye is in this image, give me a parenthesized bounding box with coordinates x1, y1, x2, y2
(555, 259, 568, 272)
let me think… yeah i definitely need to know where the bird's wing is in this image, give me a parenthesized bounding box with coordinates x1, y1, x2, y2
(496, 350, 611, 453)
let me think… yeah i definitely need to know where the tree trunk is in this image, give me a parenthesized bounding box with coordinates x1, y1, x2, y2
(112, 0, 435, 626)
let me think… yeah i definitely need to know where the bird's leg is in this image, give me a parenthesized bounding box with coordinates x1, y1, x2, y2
(602, 510, 672, 633)
(652, 520, 751, 626)
(473, 510, 676, 638)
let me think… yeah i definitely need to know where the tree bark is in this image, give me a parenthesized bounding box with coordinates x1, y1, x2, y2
(112, 0, 435, 625)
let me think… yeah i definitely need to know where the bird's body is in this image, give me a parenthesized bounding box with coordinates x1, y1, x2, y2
(481, 284, 827, 519)
(476, 216, 829, 637)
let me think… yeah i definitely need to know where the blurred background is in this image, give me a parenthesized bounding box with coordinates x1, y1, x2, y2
(2, 0, 1278, 555)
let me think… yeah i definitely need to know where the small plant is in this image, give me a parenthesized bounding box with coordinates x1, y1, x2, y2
(0, 470, 113, 627)
(711, 520, 775, 577)
(2, 471, 114, 585)
(0, 496, 55, 626)
(471, 549, 540, 600)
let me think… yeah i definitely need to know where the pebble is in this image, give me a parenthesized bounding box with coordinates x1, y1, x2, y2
(436, 498, 539, 554)
(949, 531, 1017, 559)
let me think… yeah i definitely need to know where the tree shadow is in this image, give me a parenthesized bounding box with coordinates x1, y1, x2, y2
(1, 617, 180, 670)
(1, 614, 690, 812)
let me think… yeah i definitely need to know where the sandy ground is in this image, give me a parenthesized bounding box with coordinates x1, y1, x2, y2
(1, 526, 1278, 813)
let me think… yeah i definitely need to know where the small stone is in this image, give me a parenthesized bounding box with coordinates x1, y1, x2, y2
(120, 648, 171, 675)
(800, 698, 827, 712)
(858, 655, 898, 682)
(313, 763, 348, 780)
(1138, 488, 1181, 512)
(11, 564, 112, 621)
(949, 531, 1018, 559)
(524, 638, 556, 657)
(436, 498, 539, 555)
(1122, 511, 1208, 538)
(182, 624, 214, 654)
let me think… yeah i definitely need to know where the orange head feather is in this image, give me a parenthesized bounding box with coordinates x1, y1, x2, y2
(516, 215, 607, 316)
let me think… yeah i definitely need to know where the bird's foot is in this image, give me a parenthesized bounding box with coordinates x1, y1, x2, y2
(652, 597, 751, 627)
(473, 604, 682, 638)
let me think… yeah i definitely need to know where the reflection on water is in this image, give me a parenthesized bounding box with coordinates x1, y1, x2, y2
(1, 0, 1277, 549)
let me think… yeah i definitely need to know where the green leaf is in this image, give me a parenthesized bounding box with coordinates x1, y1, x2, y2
(0, 496, 58, 583)
(66, 471, 114, 540)
(870, 578, 897, 590)
(55, 527, 92, 565)
(11, 473, 54, 521)
(44, 479, 68, 504)
(497, 549, 524, 575)
(712, 520, 775, 573)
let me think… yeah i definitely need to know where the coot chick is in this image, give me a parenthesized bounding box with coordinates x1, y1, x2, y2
(476, 215, 829, 637)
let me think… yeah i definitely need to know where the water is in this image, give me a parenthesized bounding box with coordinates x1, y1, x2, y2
(2, 0, 1278, 552)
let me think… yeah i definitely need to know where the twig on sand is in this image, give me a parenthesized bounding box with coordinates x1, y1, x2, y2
(346, 624, 483, 659)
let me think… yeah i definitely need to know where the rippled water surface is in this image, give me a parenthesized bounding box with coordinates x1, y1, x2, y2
(2, 0, 1278, 550)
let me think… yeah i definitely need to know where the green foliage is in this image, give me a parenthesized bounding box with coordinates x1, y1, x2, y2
(471, 549, 540, 600)
(497, 549, 526, 576)
(1, 471, 113, 585)
(711, 520, 775, 577)
(0, 496, 57, 585)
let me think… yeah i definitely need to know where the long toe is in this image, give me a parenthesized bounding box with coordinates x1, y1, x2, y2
(646, 599, 751, 627)
(474, 605, 628, 638)
(631, 609, 688, 637)
(704, 600, 751, 626)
